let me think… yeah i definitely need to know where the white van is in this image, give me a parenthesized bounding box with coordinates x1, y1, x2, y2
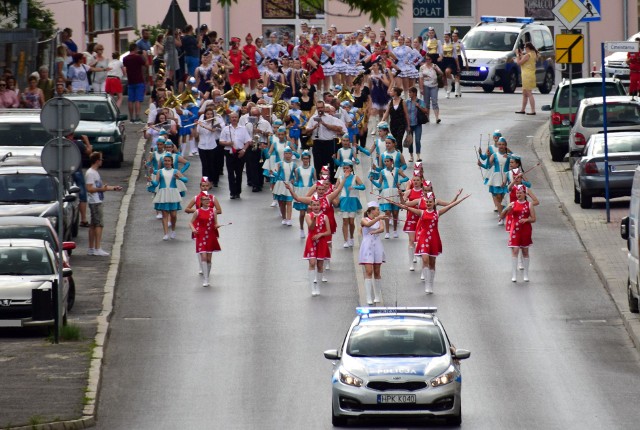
(620, 167, 640, 312)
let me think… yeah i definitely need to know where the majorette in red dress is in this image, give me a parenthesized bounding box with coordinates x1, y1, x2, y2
(507, 200, 532, 248)
(403, 188, 423, 233)
(194, 206, 221, 253)
(303, 212, 331, 260)
(414, 209, 442, 256)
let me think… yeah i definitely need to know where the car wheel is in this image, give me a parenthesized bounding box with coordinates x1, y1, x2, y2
(574, 186, 580, 204)
(482, 85, 494, 93)
(550, 140, 566, 162)
(331, 405, 348, 427)
(629, 279, 639, 313)
(67, 277, 76, 312)
(503, 71, 517, 93)
(579, 189, 592, 209)
(537, 69, 554, 94)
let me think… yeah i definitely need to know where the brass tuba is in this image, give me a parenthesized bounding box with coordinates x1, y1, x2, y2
(272, 81, 290, 121)
(336, 87, 355, 103)
(177, 88, 197, 106)
(222, 83, 247, 102)
(163, 91, 181, 109)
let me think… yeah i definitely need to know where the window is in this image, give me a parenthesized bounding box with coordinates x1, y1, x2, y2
(93, 0, 137, 31)
(449, 0, 472, 17)
(531, 30, 545, 51)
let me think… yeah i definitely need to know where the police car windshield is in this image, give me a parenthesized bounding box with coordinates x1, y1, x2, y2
(347, 325, 445, 357)
(464, 30, 518, 51)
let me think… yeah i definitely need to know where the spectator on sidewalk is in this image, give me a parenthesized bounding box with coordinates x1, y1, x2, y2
(85, 152, 123, 256)
(0, 78, 19, 108)
(37, 66, 54, 101)
(123, 42, 146, 123)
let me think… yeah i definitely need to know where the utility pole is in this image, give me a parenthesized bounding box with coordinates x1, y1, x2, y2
(18, 0, 28, 28)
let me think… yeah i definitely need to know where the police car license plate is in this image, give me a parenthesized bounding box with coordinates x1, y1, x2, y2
(461, 70, 479, 77)
(377, 394, 416, 404)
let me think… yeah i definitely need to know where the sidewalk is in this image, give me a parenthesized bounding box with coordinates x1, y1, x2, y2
(532, 125, 640, 349)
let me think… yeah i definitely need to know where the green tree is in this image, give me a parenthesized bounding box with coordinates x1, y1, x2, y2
(0, 0, 56, 40)
(218, 0, 402, 25)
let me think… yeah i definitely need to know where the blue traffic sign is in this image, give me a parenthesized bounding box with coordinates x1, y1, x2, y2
(581, 0, 601, 22)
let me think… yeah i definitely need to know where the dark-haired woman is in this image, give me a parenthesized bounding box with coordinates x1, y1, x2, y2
(515, 42, 539, 115)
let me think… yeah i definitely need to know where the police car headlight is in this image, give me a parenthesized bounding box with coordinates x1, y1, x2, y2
(488, 57, 507, 65)
(339, 368, 363, 387)
(96, 136, 115, 142)
(430, 366, 456, 387)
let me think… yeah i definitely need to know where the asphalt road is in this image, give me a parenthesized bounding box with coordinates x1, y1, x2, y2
(96, 89, 640, 429)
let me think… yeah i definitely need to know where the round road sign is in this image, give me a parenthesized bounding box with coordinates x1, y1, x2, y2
(40, 97, 81, 136)
(40, 138, 82, 175)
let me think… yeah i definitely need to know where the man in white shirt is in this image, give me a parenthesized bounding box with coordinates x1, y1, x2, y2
(219, 112, 252, 199)
(85, 152, 122, 256)
(305, 100, 346, 181)
(240, 106, 273, 192)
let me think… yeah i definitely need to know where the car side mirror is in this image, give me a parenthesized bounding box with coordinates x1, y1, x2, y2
(621, 216, 630, 241)
(62, 267, 73, 277)
(63, 194, 77, 203)
(68, 186, 80, 194)
(323, 349, 340, 360)
(118, 114, 128, 121)
(62, 241, 76, 251)
(452, 348, 471, 360)
(541, 105, 551, 111)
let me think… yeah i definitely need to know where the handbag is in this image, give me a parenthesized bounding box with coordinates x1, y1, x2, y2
(402, 132, 413, 148)
(417, 102, 428, 125)
(437, 70, 445, 89)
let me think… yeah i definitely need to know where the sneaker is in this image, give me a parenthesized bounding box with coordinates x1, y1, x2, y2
(155, 213, 162, 219)
(170, 231, 176, 239)
(420, 272, 425, 280)
(348, 239, 354, 247)
(94, 248, 110, 257)
(270, 201, 277, 207)
(162, 234, 169, 241)
(343, 241, 349, 248)
(202, 281, 209, 287)
(325, 261, 330, 270)
(393, 231, 399, 238)
(300, 229, 305, 238)
(384, 233, 390, 239)
(87, 248, 95, 256)
(498, 218, 504, 226)
(286, 220, 292, 226)
(409, 263, 415, 271)
(282, 219, 287, 225)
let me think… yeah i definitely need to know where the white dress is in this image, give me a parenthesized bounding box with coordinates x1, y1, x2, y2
(359, 218, 385, 264)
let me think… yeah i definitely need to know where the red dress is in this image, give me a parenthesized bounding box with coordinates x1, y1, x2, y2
(505, 187, 518, 232)
(319, 194, 337, 235)
(307, 44, 325, 85)
(507, 200, 533, 248)
(194, 207, 221, 253)
(414, 209, 442, 256)
(242, 44, 261, 80)
(228, 50, 247, 85)
(403, 188, 423, 233)
(628, 52, 640, 94)
(303, 212, 331, 260)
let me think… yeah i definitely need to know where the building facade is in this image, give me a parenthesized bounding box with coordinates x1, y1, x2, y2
(43, 0, 638, 77)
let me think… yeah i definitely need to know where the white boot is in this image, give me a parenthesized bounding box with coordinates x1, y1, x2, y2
(523, 258, 530, 282)
(420, 266, 425, 280)
(364, 279, 373, 305)
(455, 81, 461, 97)
(202, 262, 210, 287)
(309, 270, 318, 296)
(423, 269, 432, 294)
(446, 78, 452, 98)
(429, 269, 436, 294)
(373, 279, 382, 303)
(518, 251, 524, 270)
(197, 255, 203, 274)
(408, 247, 415, 271)
(325, 260, 330, 271)
(511, 257, 518, 282)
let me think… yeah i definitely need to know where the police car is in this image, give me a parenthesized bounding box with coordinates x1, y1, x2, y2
(460, 16, 555, 94)
(324, 307, 470, 426)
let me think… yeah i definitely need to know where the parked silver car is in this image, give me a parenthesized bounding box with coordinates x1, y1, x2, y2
(568, 96, 640, 166)
(572, 132, 640, 208)
(0, 238, 72, 328)
(324, 307, 470, 426)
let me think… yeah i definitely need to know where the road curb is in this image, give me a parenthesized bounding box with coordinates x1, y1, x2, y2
(530, 124, 640, 352)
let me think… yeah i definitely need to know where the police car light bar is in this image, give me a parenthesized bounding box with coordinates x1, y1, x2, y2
(480, 16, 534, 24)
(357, 307, 438, 316)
